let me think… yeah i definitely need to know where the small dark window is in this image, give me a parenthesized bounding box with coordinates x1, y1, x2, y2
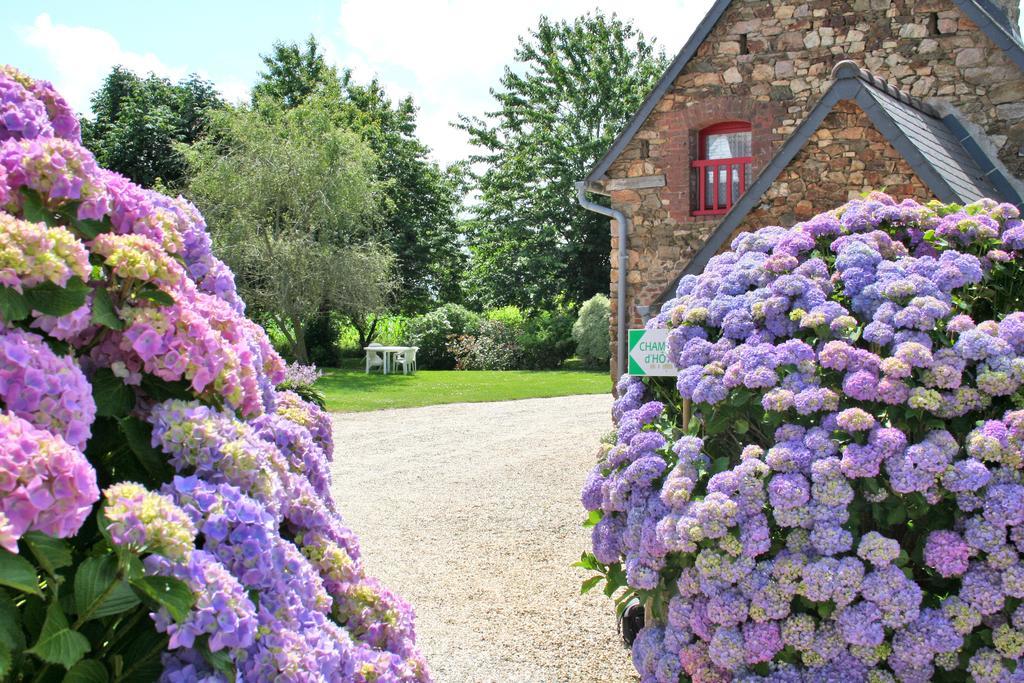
(928, 12, 939, 35)
(739, 34, 749, 55)
(640, 139, 650, 159)
(692, 121, 752, 216)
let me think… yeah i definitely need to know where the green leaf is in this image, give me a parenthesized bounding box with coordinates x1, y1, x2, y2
(26, 601, 90, 669)
(108, 625, 168, 682)
(91, 369, 135, 418)
(139, 376, 193, 402)
(20, 188, 50, 224)
(0, 642, 10, 678)
(73, 217, 112, 240)
(23, 278, 90, 317)
(0, 589, 25, 653)
(886, 505, 907, 526)
(711, 456, 731, 474)
(130, 576, 194, 624)
(199, 642, 234, 677)
(63, 659, 108, 683)
(572, 552, 599, 571)
(580, 576, 602, 594)
(582, 510, 601, 528)
(74, 556, 139, 622)
(0, 287, 30, 323)
(136, 286, 174, 306)
(90, 288, 123, 331)
(22, 533, 72, 578)
(0, 547, 42, 596)
(118, 418, 173, 483)
(734, 419, 749, 435)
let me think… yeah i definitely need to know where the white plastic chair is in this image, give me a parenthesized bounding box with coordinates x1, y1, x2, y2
(393, 346, 417, 375)
(365, 343, 386, 374)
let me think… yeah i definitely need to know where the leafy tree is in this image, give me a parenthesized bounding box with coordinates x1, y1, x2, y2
(459, 12, 667, 308)
(251, 36, 336, 108)
(82, 66, 223, 187)
(253, 37, 467, 321)
(181, 97, 393, 363)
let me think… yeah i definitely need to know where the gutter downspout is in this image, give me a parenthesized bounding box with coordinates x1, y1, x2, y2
(575, 181, 628, 379)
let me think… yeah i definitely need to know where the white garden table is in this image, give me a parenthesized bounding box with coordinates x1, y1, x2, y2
(364, 346, 415, 375)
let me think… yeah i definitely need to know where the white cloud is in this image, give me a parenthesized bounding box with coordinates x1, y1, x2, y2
(18, 13, 190, 116)
(333, 0, 715, 165)
(17, 3, 714, 165)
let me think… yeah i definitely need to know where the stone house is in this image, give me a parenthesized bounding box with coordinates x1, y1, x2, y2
(579, 0, 1024, 378)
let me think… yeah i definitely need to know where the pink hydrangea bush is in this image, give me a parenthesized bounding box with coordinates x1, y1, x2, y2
(0, 64, 429, 681)
(582, 192, 1024, 682)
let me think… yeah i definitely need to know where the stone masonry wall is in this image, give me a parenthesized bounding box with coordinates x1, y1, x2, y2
(604, 0, 1024, 377)
(732, 100, 934, 237)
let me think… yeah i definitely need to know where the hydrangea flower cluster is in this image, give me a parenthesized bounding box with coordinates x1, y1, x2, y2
(103, 482, 196, 562)
(584, 193, 1024, 682)
(0, 327, 96, 449)
(0, 212, 90, 293)
(0, 66, 428, 681)
(0, 411, 97, 552)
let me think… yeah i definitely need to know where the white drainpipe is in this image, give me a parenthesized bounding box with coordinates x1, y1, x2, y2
(575, 181, 628, 379)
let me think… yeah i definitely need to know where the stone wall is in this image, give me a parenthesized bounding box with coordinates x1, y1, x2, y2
(603, 0, 1024, 377)
(732, 100, 934, 236)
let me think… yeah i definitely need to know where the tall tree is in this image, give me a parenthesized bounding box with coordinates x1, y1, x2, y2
(181, 97, 393, 363)
(82, 66, 223, 187)
(459, 12, 667, 309)
(253, 37, 467, 315)
(251, 36, 336, 108)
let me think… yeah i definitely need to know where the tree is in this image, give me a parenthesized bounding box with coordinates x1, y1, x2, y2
(253, 37, 467, 319)
(82, 66, 223, 187)
(251, 36, 336, 108)
(459, 12, 667, 309)
(181, 97, 393, 363)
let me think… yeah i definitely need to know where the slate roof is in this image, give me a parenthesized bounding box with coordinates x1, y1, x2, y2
(651, 60, 1024, 306)
(584, 0, 1024, 184)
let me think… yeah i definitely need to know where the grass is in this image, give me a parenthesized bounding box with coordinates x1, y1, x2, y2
(316, 358, 611, 412)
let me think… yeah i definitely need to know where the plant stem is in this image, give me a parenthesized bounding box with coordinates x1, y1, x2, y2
(98, 606, 145, 655)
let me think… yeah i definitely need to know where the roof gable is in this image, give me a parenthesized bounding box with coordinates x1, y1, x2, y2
(585, 0, 1024, 185)
(652, 60, 1024, 306)
(583, 0, 733, 184)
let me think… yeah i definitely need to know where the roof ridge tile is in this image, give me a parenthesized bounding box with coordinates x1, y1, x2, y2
(831, 59, 939, 117)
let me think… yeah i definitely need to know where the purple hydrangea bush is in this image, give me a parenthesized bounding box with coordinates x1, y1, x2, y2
(0, 64, 429, 681)
(581, 191, 1024, 682)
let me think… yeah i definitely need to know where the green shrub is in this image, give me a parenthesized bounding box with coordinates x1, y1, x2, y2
(572, 294, 610, 369)
(405, 303, 481, 369)
(484, 305, 525, 330)
(337, 315, 411, 356)
(518, 307, 576, 369)
(372, 315, 411, 346)
(447, 319, 521, 370)
(263, 318, 294, 360)
(304, 312, 343, 367)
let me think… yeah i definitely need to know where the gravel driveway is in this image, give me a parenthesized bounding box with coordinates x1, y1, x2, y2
(329, 394, 636, 682)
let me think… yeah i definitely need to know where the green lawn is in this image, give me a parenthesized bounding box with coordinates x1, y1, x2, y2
(316, 360, 611, 412)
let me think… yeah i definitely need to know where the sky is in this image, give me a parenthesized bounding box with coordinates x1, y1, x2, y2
(1, 0, 716, 167)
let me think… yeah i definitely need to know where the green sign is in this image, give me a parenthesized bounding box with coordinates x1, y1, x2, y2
(627, 328, 675, 376)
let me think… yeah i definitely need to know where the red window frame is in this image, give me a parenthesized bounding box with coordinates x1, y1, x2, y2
(692, 121, 752, 217)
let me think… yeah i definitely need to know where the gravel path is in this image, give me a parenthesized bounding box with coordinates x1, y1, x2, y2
(329, 395, 637, 682)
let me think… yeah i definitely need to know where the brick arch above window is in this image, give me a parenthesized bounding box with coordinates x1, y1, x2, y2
(643, 97, 779, 223)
